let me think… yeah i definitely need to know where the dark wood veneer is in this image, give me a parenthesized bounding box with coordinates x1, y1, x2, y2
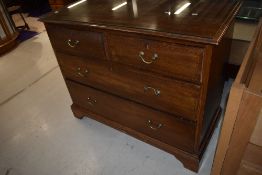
(47, 25, 106, 59)
(42, 0, 242, 44)
(107, 34, 204, 83)
(56, 52, 200, 121)
(71, 103, 221, 172)
(42, 0, 242, 172)
(67, 80, 196, 153)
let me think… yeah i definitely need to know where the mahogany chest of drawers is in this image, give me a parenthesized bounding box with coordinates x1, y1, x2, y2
(41, 0, 242, 172)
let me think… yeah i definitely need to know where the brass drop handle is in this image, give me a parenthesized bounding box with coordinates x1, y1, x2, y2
(67, 39, 79, 48)
(147, 120, 162, 130)
(144, 86, 161, 96)
(139, 51, 158, 64)
(76, 67, 89, 77)
(87, 97, 96, 106)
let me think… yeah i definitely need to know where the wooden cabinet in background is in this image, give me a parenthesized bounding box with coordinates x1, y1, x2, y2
(212, 19, 262, 175)
(41, 0, 242, 172)
(0, 0, 18, 55)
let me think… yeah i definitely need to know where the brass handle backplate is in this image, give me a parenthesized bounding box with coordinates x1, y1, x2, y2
(144, 86, 161, 96)
(76, 67, 89, 77)
(139, 51, 158, 64)
(67, 39, 79, 48)
(147, 120, 162, 130)
(87, 97, 96, 106)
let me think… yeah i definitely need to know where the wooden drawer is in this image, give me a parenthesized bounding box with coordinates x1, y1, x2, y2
(46, 25, 106, 59)
(57, 53, 200, 121)
(107, 34, 204, 83)
(66, 80, 196, 153)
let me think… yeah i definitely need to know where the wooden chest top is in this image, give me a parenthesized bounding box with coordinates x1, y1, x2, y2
(41, 0, 242, 44)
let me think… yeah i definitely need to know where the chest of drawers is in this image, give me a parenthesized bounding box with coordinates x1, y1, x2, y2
(41, 0, 242, 172)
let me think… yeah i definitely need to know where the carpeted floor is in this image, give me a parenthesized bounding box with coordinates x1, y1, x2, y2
(0, 31, 58, 105)
(0, 14, 56, 104)
(17, 30, 39, 42)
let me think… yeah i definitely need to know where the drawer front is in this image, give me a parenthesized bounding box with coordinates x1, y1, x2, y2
(57, 53, 200, 121)
(66, 80, 196, 153)
(107, 34, 204, 83)
(46, 25, 106, 59)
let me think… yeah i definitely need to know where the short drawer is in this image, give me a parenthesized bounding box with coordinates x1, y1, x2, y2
(107, 34, 204, 83)
(46, 24, 106, 59)
(66, 80, 196, 153)
(57, 53, 200, 121)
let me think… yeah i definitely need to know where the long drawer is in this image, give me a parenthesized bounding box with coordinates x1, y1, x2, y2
(66, 80, 196, 153)
(57, 53, 200, 121)
(46, 24, 106, 59)
(107, 34, 204, 83)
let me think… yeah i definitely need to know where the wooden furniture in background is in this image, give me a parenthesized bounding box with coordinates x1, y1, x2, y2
(41, 0, 242, 172)
(0, 0, 18, 55)
(48, 0, 76, 10)
(211, 19, 262, 175)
